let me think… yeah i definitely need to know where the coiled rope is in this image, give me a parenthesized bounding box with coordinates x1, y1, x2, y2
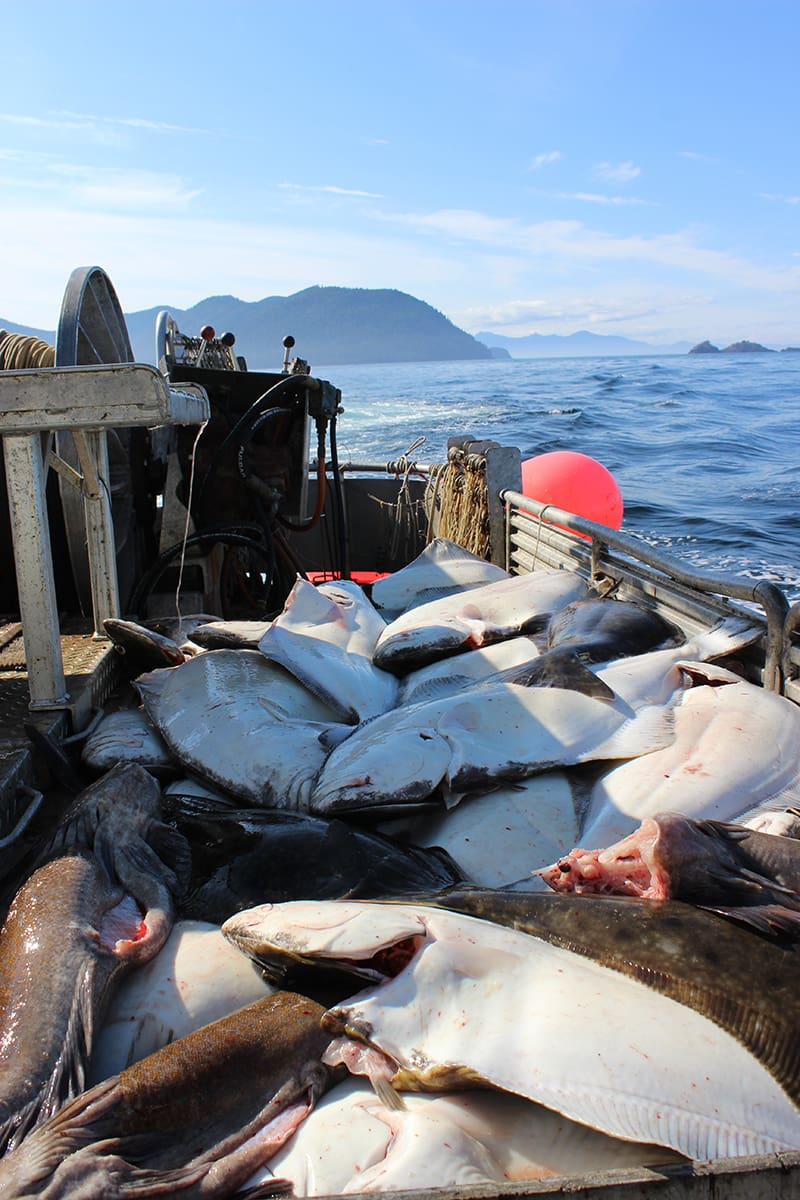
(0, 331, 55, 369)
(425, 445, 491, 559)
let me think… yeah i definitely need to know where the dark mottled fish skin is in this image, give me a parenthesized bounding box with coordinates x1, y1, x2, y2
(380, 886, 800, 1108)
(49, 763, 167, 852)
(103, 618, 187, 671)
(0, 853, 168, 1155)
(145, 614, 222, 643)
(0, 991, 338, 1198)
(546, 597, 681, 661)
(656, 815, 800, 906)
(46, 765, 191, 948)
(166, 797, 464, 925)
(539, 812, 800, 935)
(189, 619, 272, 650)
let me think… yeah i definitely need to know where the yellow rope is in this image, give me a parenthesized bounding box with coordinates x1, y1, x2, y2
(0, 330, 55, 369)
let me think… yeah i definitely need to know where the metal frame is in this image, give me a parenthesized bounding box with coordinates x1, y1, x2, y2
(0, 363, 209, 710)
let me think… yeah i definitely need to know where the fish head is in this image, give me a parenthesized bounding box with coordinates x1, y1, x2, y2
(222, 900, 428, 987)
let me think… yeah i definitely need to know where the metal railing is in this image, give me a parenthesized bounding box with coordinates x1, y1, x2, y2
(502, 489, 790, 694)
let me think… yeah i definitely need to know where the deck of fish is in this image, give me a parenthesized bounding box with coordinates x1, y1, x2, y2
(1, 525, 799, 1197)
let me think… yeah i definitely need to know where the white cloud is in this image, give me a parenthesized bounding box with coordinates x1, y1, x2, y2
(48, 165, 201, 211)
(0, 203, 466, 327)
(560, 192, 646, 206)
(279, 182, 385, 199)
(453, 287, 730, 344)
(679, 150, 719, 163)
(379, 206, 800, 293)
(0, 109, 218, 138)
(54, 110, 216, 136)
(760, 192, 800, 205)
(594, 161, 640, 184)
(530, 150, 562, 170)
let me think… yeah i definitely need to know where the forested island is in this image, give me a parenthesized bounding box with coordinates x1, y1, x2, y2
(125, 287, 493, 367)
(688, 340, 799, 354)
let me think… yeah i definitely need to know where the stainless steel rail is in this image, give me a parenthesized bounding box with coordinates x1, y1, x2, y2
(501, 489, 790, 693)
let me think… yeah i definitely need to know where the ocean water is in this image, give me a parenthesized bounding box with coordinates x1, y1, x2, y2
(316, 353, 800, 602)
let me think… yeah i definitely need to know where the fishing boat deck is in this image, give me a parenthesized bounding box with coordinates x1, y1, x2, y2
(0, 619, 122, 807)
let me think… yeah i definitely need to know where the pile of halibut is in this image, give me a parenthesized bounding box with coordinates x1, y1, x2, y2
(2, 537, 800, 1199)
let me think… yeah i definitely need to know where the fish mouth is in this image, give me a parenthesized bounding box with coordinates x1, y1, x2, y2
(221, 902, 431, 1002)
(227, 926, 425, 987)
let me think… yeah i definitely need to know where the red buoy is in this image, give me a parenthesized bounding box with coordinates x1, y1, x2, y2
(199, 325, 216, 341)
(521, 451, 623, 534)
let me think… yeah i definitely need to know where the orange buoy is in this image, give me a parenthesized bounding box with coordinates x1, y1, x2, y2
(521, 451, 623, 533)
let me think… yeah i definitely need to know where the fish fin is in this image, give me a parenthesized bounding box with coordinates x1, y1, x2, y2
(0, 1075, 119, 1176)
(0, 957, 98, 1154)
(700, 902, 800, 940)
(727, 865, 799, 898)
(0, 1086, 287, 1198)
(321, 820, 367, 897)
(695, 817, 751, 843)
(589, 704, 675, 762)
(508, 650, 617, 703)
(144, 821, 194, 895)
(234, 1181, 295, 1199)
(110, 1163, 217, 1196)
(371, 1076, 407, 1112)
(0, 1094, 46, 1158)
(95, 820, 186, 902)
(418, 843, 467, 883)
(319, 724, 355, 752)
(695, 616, 763, 659)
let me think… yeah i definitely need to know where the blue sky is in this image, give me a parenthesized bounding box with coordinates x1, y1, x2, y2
(2, 0, 799, 346)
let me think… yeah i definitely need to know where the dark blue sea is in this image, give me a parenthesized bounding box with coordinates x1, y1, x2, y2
(317, 353, 800, 602)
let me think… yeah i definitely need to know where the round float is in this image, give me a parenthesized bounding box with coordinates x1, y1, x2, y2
(521, 451, 623, 532)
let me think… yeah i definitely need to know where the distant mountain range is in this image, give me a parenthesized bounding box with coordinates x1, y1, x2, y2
(476, 329, 692, 357)
(1, 285, 774, 364)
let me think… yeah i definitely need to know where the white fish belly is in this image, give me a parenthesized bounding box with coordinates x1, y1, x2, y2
(333, 908, 800, 1161)
(412, 773, 580, 886)
(398, 636, 542, 707)
(261, 1078, 675, 1195)
(90, 921, 273, 1083)
(583, 679, 800, 846)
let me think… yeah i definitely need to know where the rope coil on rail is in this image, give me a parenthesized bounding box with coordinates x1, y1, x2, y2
(0, 331, 55, 370)
(425, 445, 491, 559)
(369, 440, 493, 561)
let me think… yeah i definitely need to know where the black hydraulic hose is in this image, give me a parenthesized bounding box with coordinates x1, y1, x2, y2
(128, 529, 275, 618)
(279, 420, 327, 533)
(193, 371, 302, 510)
(327, 413, 350, 579)
(250, 493, 278, 591)
(194, 402, 294, 515)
